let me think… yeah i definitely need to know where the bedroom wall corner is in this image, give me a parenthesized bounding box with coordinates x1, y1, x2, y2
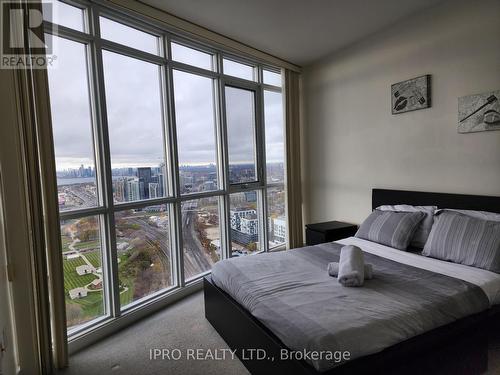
(302, 0, 500, 226)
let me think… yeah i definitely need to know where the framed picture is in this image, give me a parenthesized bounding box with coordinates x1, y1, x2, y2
(391, 75, 431, 114)
(458, 90, 500, 133)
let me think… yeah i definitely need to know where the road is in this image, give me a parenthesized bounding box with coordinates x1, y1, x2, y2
(62, 184, 96, 209)
(125, 206, 213, 281)
(182, 209, 213, 279)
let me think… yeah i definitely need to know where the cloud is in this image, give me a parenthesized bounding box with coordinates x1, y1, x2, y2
(47, 35, 284, 172)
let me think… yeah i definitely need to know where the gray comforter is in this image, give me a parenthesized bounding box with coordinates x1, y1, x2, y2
(211, 242, 489, 372)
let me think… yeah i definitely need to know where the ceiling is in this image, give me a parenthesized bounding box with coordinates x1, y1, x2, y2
(140, 0, 445, 66)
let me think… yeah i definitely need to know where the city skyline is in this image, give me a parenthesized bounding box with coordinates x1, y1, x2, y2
(56, 161, 284, 176)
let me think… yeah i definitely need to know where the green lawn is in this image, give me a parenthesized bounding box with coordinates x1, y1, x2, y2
(119, 279, 134, 307)
(117, 252, 135, 306)
(62, 257, 97, 293)
(63, 255, 105, 328)
(65, 292, 104, 328)
(84, 251, 102, 268)
(73, 240, 100, 251)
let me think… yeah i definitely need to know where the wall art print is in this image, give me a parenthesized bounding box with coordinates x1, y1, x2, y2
(391, 75, 431, 114)
(458, 90, 500, 133)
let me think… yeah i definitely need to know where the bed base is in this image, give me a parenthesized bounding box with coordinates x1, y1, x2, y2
(204, 188, 500, 374)
(205, 276, 492, 375)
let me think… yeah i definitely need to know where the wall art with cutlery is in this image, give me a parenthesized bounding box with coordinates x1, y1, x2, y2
(458, 90, 500, 133)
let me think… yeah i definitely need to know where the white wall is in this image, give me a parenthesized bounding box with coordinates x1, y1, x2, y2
(302, 0, 500, 226)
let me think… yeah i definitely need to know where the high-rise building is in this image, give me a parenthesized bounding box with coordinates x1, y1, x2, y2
(78, 164, 85, 177)
(240, 216, 258, 236)
(230, 209, 256, 231)
(158, 173, 165, 196)
(272, 217, 286, 244)
(137, 167, 152, 199)
(149, 183, 160, 199)
(126, 179, 140, 201)
(158, 162, 166, 197)
(114, 178, 126, 202)
(230, 209, 258, 245)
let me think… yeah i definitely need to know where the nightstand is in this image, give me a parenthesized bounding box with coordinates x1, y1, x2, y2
(305, 221, 358, 246)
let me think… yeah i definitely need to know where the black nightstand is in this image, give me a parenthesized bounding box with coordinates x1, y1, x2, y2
(305, 221, 358, 246)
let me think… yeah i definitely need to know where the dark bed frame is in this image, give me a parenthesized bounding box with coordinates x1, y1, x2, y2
(204, 189, 500, 375)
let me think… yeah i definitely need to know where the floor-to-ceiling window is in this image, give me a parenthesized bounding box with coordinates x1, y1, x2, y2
(44, 0, 287, 339)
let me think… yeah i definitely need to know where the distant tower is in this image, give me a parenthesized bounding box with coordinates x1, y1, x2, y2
(137, 167, 152, 199)
(149, 183, 159, 199)
(126, 179, 140, 201)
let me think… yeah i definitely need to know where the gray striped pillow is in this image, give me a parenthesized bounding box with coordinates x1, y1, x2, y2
(355, 210, 425, 250)
(422, 211, 500, 273)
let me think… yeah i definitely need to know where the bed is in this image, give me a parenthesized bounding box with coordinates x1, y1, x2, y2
(204, 189, 500, 374)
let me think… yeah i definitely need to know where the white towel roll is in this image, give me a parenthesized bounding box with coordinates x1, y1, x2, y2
(338, 245, 365, 287)
(327, 262, 373, 279)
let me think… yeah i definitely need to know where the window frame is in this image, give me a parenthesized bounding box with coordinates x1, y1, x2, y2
(223, 83, 262, 187)
(43, 0, 286, 347)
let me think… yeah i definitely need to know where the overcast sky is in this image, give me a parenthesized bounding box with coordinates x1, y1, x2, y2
(47, 26, 284, 172)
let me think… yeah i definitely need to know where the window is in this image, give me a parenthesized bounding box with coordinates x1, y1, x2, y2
(230, 191, 261, 255)
(171, 42, 214, 71)
(60, 216, 105, 329)
(267, 186, 286, 249)
(114, 206, 173, 309)
(47, 36, 98, 212)
(43, 1, 85, 32)
(173, 71, 219, 194)
(44, 6, 286, 340)
(102, 51, 167, 202)
(263, 69, 282, 87)
(182, 198, 220, 281)
(223, 58, 255, 81)
(225, 86, 258, 184)
(100, 16, 160, 55)
(264, 91, 285, 184)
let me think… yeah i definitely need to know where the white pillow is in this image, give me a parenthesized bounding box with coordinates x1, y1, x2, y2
(436, 209, 500, 222)
(376, 205, 437, 248)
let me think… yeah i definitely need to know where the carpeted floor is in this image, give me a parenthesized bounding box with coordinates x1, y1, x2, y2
(59, 290, 500, 375)
(58, 291, 249, 375)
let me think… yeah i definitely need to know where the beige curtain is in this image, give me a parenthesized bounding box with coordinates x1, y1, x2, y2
(15, 59, 68, 370)
(5, 1, 66, 371)
(32, 67, 69, 369)
(284, 70, 304, 249)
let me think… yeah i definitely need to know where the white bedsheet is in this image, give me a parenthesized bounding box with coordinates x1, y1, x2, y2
(337, 237, 500, 306)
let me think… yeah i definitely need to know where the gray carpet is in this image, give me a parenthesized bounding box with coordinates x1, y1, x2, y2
(58, 291, 249, 375)
(59, 290, 500, 375)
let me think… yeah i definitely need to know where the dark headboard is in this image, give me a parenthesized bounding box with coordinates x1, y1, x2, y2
(372, 189, 500, 214)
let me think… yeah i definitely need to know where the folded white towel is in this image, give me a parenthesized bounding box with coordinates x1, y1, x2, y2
(338, 245, 365, 287)
(327, 262, 373, 279)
